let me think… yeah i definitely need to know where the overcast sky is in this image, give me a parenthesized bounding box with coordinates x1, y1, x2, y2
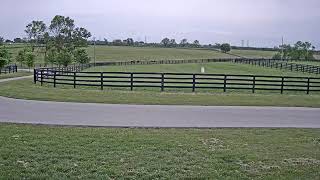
(1, 0, 319, 48)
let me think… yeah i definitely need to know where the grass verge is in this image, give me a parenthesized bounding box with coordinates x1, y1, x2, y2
(0, 123, 319, 179)
(1, 78, 320, 107)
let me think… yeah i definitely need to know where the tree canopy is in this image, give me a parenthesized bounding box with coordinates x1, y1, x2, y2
(24, 15, 92, 67)
(220, 43, 231, 53)
(273, 41, 315, 60)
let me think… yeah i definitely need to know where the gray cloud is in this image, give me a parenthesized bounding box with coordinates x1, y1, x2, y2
(0, 0, 319, 48)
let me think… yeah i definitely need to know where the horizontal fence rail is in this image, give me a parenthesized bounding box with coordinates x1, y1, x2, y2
(34, 70, 320, 95)
(234, 59, 320, 74)
(0, 64, 18, 74)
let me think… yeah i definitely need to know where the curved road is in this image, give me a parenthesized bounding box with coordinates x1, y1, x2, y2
(1, 96, 320, 128)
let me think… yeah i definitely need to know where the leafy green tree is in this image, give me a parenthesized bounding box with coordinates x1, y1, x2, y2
(169, 39, 177, 47)
(180, 39, 188, 47)
(25, 21, 47, 51)
(72, 27, 92, 47)
(25, 51, 35, 71)
(74, 49, 90, 64)
(25, 15, 92, 67)
(220, 43, 231, 53)
(56, 49, 73, 67)
(276, 41, 315, 60)
(0, 37, 4, 46)
(125, 38, 134, 46)
(193, 40, 200, 48)
(16, 49, 26, 67)
(0, 47, 11, 69)
(45, 48, 58, 67)
(161, 38, 170, 47)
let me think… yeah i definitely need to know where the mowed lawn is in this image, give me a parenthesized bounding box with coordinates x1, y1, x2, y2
(0, 123, 319, 179)
(1, 78, 320, 107)
(86, 62, 320, 77)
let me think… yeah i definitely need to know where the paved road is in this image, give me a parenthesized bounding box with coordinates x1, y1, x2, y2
(0, 96, 319, 128)
(0, 75, 33, 83)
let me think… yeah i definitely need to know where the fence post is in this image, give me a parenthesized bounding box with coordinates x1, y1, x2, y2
(40, 70, 43, 86)
(33, 69, 37, 84)
(101, 72, 104, 90)
(53, 71, 56, 88)
(130, 73, 133, 91)
(307, 78, 310, 95)
(192, 74, 196, 92)
(73, 72, 76, 88)
(281, 77, 284, 94)
(161, 73, 164, 92)
(224, 75, 227, 92)
(252, 76, 256, 93)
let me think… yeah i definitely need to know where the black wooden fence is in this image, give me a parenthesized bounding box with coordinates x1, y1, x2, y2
(234, 59, 320, 74)
(0, 64, 18, 74)
(34, 70, 320, 94)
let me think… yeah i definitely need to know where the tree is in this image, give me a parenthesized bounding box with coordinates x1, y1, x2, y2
(0, 47, 11, 69)
(16, 49, 27, 67)
(25, 21, 47, 51)
(275, 41, 315, 60)
(180, 39, 188, 47)
(125, 38, 134, 46)
(0, 36, 4, 46)
(25, 15, 92, 67)
(25, 51, 35, 71)
(56, 49, 73, 67)
(193, 40, 200, 48)
(72, 27, 92, 47)
(45, 48, 58, 67)
(220, 43, 231, 53)
(161, 38, 170, 47)
(14, 38, 23, 43)
(74, 49, 90, 64)
(169, 39, 177, 47)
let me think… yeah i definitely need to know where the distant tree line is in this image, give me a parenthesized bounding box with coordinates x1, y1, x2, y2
(273, 41, 316, 60)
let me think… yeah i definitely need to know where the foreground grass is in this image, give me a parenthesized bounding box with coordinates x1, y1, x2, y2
(0, 72, 32, 80)
(0, 123, 319, 179)
(1, 79, 320, 107)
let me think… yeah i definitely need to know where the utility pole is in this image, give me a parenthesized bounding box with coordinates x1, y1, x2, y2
(93, 37, 96, 66)
(281, 36, 284, 61)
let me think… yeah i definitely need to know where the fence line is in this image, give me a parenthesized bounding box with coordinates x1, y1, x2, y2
(0, 64, 18, 74)
(34, 70, 320, 95)
(234, 59, 320, 74)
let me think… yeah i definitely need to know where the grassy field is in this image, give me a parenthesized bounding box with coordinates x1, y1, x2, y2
(290, 60, 320, 66)
(86, 62, 319, 77)
(0, 72, 32, 80)
(7, 45, 235, 64)
(6, 45, 280, 64)
(230, 49, 276, 58)
(86, 46, 235, 62)
(1, 78, 320, 107)
(0, 123, 319, 179)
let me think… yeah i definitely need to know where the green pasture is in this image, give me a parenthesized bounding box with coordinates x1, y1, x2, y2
(0, 123, 319, 179)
